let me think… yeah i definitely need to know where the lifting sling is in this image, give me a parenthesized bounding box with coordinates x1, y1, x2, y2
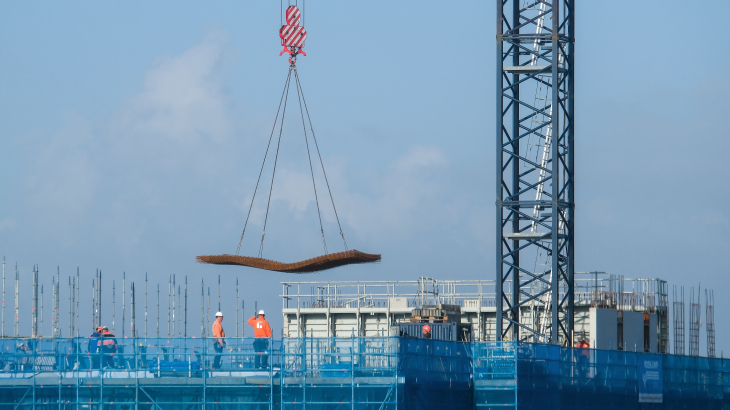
(198, 6, 380, 273)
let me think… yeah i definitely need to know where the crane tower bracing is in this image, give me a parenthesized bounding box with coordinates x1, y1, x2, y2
(496, 0, 575, 344)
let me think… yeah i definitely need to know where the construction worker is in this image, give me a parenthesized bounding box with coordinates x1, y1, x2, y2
(422, 324, 432, 339)
(88, 327, 102, 369)
(248, 310, 272, 369)
(97, 326, 118, 369)
(576, 338, 590, 379)
(212, 312, 226, 369)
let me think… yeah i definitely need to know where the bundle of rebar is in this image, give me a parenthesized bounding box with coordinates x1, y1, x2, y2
(196, 250, 381, 273)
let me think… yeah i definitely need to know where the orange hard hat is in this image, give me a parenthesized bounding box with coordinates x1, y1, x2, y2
(422, 325, 431, 332)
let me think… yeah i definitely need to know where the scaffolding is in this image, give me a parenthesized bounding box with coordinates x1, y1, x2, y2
(0, 336, 472, 410)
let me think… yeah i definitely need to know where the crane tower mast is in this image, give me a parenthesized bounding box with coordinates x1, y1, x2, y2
(495, 0, 575, 344)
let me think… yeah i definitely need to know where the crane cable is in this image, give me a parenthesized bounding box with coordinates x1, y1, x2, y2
(236, 63, 349, 257)
(257, 68, 292, 258)
(294, 67, 328, 255)
(235, 69, 292, 256)
(294, 69, 348, 251)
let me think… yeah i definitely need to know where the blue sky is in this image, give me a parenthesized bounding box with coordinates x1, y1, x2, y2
(1, 1, 728, 352)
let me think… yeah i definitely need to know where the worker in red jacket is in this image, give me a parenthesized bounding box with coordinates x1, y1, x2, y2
(248, 310, 272, 369)
(97, 326, 118, 369)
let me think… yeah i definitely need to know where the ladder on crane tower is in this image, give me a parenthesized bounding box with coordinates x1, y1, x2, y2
(516, 0, 569, 344)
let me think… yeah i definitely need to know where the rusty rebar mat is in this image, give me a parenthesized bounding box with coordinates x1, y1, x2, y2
(196, 250, 381, 273)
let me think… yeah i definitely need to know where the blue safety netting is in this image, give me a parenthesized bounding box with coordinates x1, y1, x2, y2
(0, 336, 473, 409)
(473, 341, 730, 410)
(2, 337, 726, 409)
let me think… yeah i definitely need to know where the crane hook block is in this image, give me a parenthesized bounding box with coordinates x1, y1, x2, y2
(279, 5, 307, 57)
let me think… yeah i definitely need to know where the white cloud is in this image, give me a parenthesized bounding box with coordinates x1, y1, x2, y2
(22, 34, 236, 248)
(235, 145, 454, 242)
(395, 145, 448, 172)
(118, 32, 232, 144)
(0, 219, 16, 231)
(270, 168, 318, 214)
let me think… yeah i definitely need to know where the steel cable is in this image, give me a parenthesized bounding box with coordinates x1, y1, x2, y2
(294, 70, 349, 250)
(235, 69, 293, 255)
(258, 67, 294, 258)
(294, 69, 328, 255)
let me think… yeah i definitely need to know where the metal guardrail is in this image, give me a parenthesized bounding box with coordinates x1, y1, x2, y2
(282, 273, 669, 312)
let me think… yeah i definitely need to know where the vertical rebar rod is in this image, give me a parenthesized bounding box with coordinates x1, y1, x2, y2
(242, 300, 245, 337)
(74, 266, 81, 337)
(145, 273, 148, 338)
(168, 275, 171, 337)
(51, 270, 55, 337)
(122, 272, 126, 338)
(91, 272, 95, 330)
(96, 270, 100, 329)
(172, 274, 176, 337)
(72, 275, 76, 337)
(218, 275, 221, 311)
(55, 266, 60, 338)
(112, 280, 116, 334)
(51, 275, 56, 337)
(92, 277, 96, 331)
(156, 284, 160, 338)
(201, 279, 205, 337)
(177, 285, 181, 337)
(98, 269, 102, 329)
(184, 276, 188, 338)
(68, 277, 72, 338)
(1, 257, 4, 337)
(51, 278, 54, 337)
(14, 265, 18, 337)
(131, 282, 136, 338)
(48, 279, 52, 337)
(32, 265, 38, 338)
(91, 269, 101, 329)
(40, 283, 44, 337)
(236, 278, 239, 337)
(207, 287, 210, 335)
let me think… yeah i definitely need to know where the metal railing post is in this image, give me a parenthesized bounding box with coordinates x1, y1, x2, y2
(99, 345, 103, 410)
(202, 338, 207, 410)
(76, 338, 80, 410)
(135, 339, 139, 410)
(32, 340, 36, 410)
(58, 339, 61, 410)
(269, 337, 274, 410)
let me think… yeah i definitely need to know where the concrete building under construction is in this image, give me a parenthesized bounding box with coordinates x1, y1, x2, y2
(281, 273, 669, 354)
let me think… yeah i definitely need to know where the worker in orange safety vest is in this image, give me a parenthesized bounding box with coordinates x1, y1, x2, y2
(212, 312, 226, 369)
(248, 310, 272, 369)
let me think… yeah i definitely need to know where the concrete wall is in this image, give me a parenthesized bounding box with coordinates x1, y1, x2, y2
(622, 311, 645, 353)
(285, 306, 658, 349)
(589, 308, 618, 350)
(650, 312, 658, 353)
(588, 308, 658, 352)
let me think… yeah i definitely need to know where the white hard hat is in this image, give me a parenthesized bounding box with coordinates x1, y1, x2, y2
(258, 310, 265, 315)
(215, 311, 223, 317)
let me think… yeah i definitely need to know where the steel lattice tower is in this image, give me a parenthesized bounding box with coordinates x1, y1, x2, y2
(495, 0, 575, 344)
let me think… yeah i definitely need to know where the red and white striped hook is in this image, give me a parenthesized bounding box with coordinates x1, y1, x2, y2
(279, 5, 307, 64)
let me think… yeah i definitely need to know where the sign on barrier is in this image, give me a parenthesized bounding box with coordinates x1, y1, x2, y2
(638, 355, 663, 403)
